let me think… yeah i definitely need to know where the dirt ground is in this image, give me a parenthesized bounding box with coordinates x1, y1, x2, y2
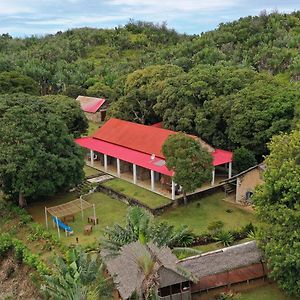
(0, 254, 42, 300)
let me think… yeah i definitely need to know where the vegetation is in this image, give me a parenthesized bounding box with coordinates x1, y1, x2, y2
(0, 95, 85, 206)
(162, 133, 213, 204)
(157, 193, 257, 235)
(41, 247, 112, 300)
(102, 178, 171, 209)
(238, 283, 296, 300)
(254, 130, 300, 298)
(101, 206, 195, 258)
(1, 11, 300, 299)
(233, 147, 257, 173)
(0, 13, 299, 160)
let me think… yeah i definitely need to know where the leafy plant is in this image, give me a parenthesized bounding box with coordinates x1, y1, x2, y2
(214, 230, 234, 247)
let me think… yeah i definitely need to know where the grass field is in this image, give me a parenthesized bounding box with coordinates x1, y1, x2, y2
(87, 121, 101, 135)
(27, 192, 127, 247)
(27, 190, 257, 246)
(83, 165, 102, 178)
(238, 283, 295, 300)
(158, 192, 257, 235)
(102, 178, 171, 209)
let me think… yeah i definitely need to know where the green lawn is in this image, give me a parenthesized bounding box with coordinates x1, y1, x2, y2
(27, 192, 127, 247)
(102, 178, 171, 209)
(87, 121, 101, 135)
(84, 165, 102, 178)
(238, 283, 295, 300)
(158, 192, 257, 235)
(27, 190, 257, 247)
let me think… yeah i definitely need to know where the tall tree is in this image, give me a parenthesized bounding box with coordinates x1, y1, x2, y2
(162, 133, 213, 205)
(254, 130, 300, 298)
(0, 95, 84, 206)
(0, 71, 39, 95)
(108, 64, 184, 124)
(41, 95, 88, 137)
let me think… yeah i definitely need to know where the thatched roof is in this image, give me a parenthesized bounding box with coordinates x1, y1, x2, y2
(178, 241, 263, 279)
(101, 242, 190, 299)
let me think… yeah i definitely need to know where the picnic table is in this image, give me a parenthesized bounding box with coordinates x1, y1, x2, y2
(88, 216, 99, 225)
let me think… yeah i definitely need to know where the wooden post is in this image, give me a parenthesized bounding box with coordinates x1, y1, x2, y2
(151, 170, 155, 191)
(80, 197, 84, 220)
(171, 180, 176, 201)
(211, 167, 215, 186)
(45, 207, 48, 229)
(104, 154, 108, 172)
(93, 204, 96, 226)
(56, 216, 61, 239)
(117, 158, 120, 178)
(228, 162, 232, 178)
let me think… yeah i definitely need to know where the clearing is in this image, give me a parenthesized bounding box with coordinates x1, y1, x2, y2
(157, 192, 257, 235)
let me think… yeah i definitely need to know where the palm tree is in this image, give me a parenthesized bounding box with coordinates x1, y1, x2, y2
(101, 206, 198, 258)
(41, 247, 112, 300)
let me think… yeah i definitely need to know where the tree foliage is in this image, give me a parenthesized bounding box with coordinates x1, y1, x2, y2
(101, 206, 195, 258)
(0, 71, 39, 95)
(162, 133, 213, 204)
(41, 95, 88, 137)
(0, 95, 84, 206)
(41, 247, 112, 300)
(254, 130, 300, 297)
(233, 147, 257, 173)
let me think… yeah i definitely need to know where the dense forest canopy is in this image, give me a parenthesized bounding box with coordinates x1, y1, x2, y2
(1, 13, 300, 159)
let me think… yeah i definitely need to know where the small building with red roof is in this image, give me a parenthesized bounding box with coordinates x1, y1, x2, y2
(75, 118, 233, 199)
(76, 95, 108, 122)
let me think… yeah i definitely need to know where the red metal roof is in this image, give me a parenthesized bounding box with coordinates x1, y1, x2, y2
(151, 121, 163, 128)
(212, 149, 233, 166)
(92, 118, 176, 158)
(76, 118, 233, 174)
(77, 96, 106, 113)
(76, 137, 174, 176)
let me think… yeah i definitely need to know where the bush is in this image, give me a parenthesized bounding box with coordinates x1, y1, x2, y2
(214, 230, 234, 247)
(207, 221, 224, 233)
(233, 147, 257, 173)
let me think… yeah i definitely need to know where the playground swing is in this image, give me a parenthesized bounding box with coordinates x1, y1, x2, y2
(45, 197, 96, 239)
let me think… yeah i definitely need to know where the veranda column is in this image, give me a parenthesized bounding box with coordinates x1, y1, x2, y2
(171, 180, 176, 201)
(104, 154, 108, 172)
(133, 164, 137, 184)
(211, 167, 215, 186)
(151, 170, 155, 191)
(117, 158, 121, 177)
(228, 162, 232, 178)
(90, 149, 94, 167)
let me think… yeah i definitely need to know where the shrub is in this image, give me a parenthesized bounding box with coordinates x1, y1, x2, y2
(214, 230, 234, 247)
(233, 147, 257, 173)
(207, 221, 224, 233)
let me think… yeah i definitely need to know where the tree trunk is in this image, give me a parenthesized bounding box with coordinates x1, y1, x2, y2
(183, 190, 188, 206)
(18, 192, 27, 207)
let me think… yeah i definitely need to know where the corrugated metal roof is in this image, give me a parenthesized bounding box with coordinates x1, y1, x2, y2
(88, 118, 232, 166)
(76, 136, 174, 176)
(76, 96, 106, 113)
